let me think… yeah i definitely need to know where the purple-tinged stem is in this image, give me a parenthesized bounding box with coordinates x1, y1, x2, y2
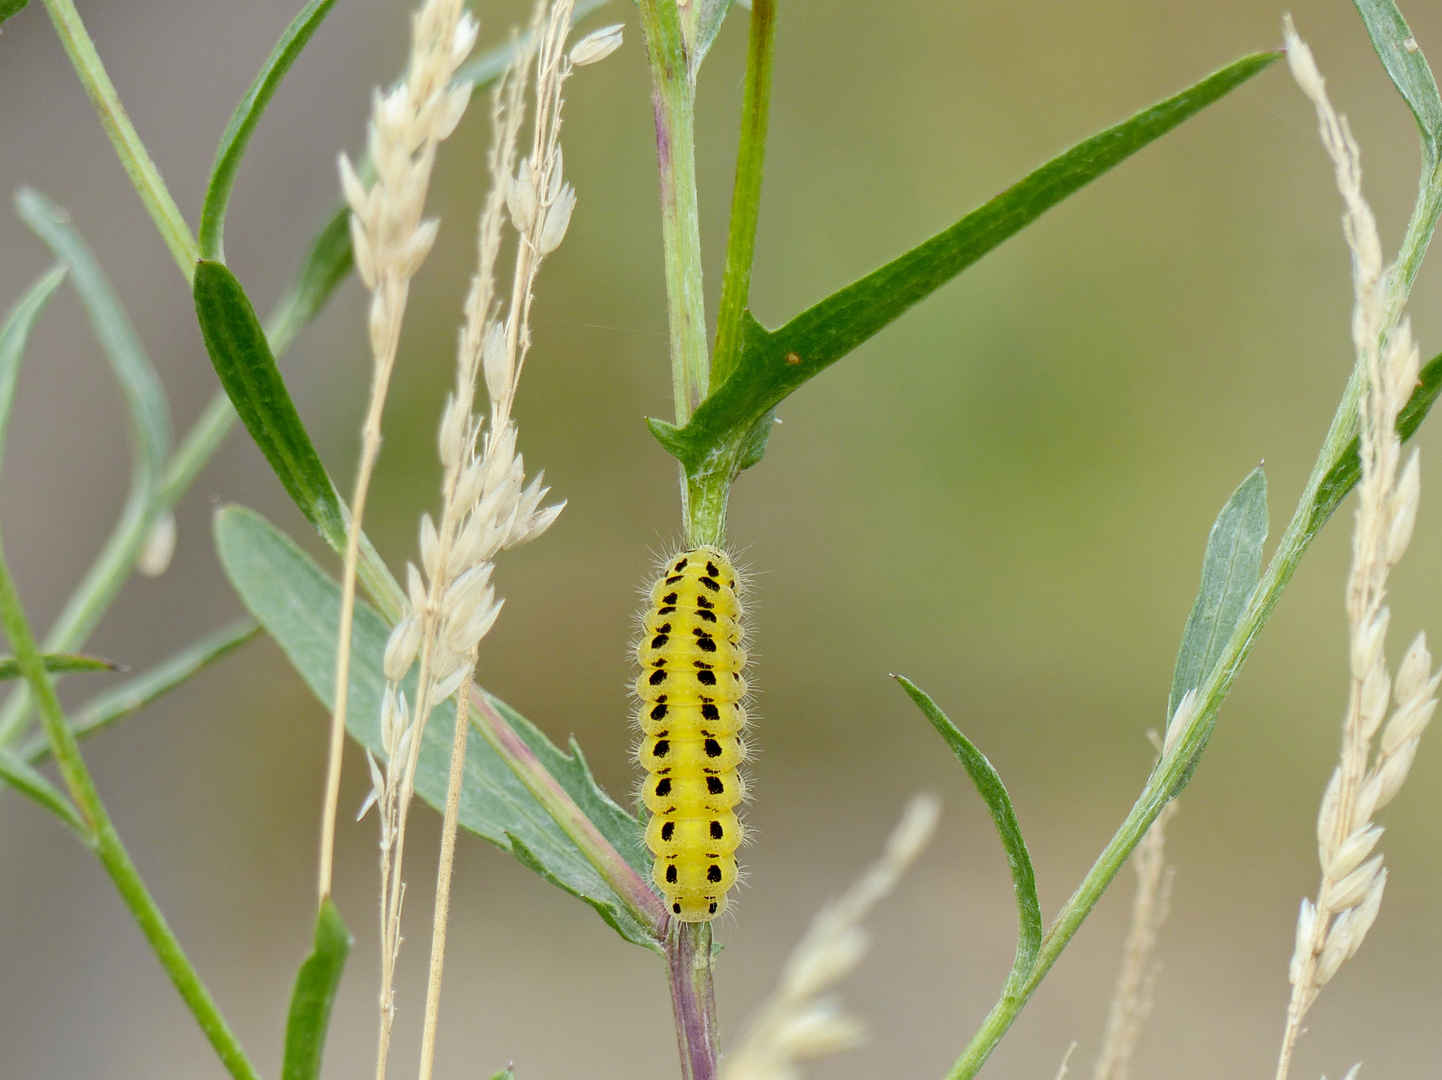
(666, 919, 719, 1080)
(468, 688, 668, 934)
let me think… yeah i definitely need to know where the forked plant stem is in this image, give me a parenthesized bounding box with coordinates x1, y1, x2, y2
(0, 535, 260, 1080)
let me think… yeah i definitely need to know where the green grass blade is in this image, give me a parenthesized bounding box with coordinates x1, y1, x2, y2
(0, 748, 87, 835)
(193, 261, 404, 618)
(0, 653, 114, 681)
(200, 0, 340, 262)
(213, 505, 662, 950)
(12, 621, 259, 771)
(0, 193, 173, 744)
(650, 50, 1281, 476)
(17, 188, 171, 474)
(280, 899, 351, 1080)
(1168, 467, 1268, 719)
(1354, 0, 1441, 164)
(0, 265, 67, 478)
(894, 676, 1041, 990)
(1311, 350, 1442, 533)
(489, 1069, 515, 1080)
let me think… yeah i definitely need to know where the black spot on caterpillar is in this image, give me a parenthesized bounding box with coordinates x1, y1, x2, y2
(636, 545, 748, 922)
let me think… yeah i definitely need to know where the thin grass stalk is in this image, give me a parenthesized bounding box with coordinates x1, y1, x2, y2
(1093, 802, 1176, 1080)
(319, 0, 478, 905)
(1274, 21, 1438, 1078)
(416, 662, 475, 1080)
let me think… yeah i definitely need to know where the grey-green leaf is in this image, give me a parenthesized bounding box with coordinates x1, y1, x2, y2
(0, 265, 66, 478)
(690, 0, 734, 69)
(212, 505, 659, 950)
(649, 51, 1280, 478)
(894, 676, 1041, 990)
(280, 899, 351, 1080)
(1353, 0, 1442, 165)
(201, 0, 340, 262)
(0, 653, 114, 681)
(1168, 467, 1268, 719)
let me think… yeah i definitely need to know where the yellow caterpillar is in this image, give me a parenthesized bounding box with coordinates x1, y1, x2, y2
(635, 546, 749, 921)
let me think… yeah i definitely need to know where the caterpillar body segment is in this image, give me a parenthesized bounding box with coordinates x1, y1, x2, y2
(635, 546, 749, 922)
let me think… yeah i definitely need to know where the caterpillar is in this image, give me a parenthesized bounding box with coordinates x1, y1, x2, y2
(635, 546, 749, 922)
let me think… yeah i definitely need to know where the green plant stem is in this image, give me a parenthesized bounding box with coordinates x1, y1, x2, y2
(0, 297, 307, 749)
(38, 0, 198, 279)
(711, 0, 776, 389)
(0, 534, 260, 1080)
(637, 0, 710, 427)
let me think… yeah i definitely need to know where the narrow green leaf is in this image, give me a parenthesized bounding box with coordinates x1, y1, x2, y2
(193, 261, 405, 618)
(1353, 0, 1442, 165)
(0, 265, 67, 478)
(894, 676, 1041, 989)
(200, 0, 340, 262)
(652, 51, 1281, 476)
(489, 1069, 515, 1080)
(194, 260, 346, 546)
(280, 899, 351, 1080)
(213, 505, 659, 950)
(265, 204, 353, 354)
(1311, 351, 1442, 533)
(0, 653, 114, 681)
(15, 621, 258, 769)
(0, 748, 87, 835)
(0, 0, 29, 27)
(1168, 467, 1268, 719)
(17, 188, 171, 473)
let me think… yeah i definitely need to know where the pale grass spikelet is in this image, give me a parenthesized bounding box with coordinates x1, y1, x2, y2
(319, 0, 478, 934)
(356, 2, 618, 1076)
(136, 512, 177, 577)
(1093, 802, 1177, 1080)
(569, 22, 623, 66)
(1275, 20, 1439, 1080)
(720, 795, 940, 1080)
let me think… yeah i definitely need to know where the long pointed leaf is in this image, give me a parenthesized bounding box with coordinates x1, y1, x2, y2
(1354, 0, 1442, 166)
(0, 653, 114, 681)
(0, 748, 87, 835)
(650, 50, 1281, 476)
(1168, 467, 1268, 719)
(894, 676, 1041, 990)
(15, 620, 258, 768)
(213, 505, 661, 950)
(200, 0, 340, 262)
(0, 0, 28, 28)
(193, 261, 404, 618)
(280, 899, 351, 1080)
(0, 265, 67, 478)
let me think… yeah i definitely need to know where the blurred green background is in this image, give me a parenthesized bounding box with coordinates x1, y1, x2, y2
(2, 0, 1441, 1076)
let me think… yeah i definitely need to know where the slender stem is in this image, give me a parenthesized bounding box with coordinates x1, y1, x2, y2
(38, 0, 199, 280)
(685, 469, 730, 548)
(319, 419, 384, 901)
(0, 534, 260, 1080)
(711, 0, 776, 390)
(636, 0, 709, 425)
(417, 667, 476, 1080)
(666, 920, 719, 1080)
(467, 689, 668, 931)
